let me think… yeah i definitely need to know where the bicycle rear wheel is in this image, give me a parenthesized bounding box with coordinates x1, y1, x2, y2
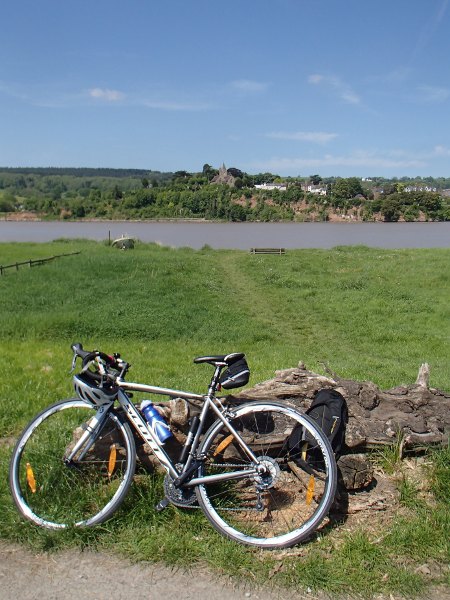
(9, 398, 136, 529)
(196, 402, 337, 549)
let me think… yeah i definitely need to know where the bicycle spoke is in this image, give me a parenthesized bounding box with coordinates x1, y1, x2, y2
(196, 402, 337, 548)
(10, 400, 136, 528)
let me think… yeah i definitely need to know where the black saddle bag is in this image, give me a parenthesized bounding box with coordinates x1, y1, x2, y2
(220, 358, 250, 389)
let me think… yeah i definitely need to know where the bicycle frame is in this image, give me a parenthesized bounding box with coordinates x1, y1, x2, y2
(110, 376, 260, 488)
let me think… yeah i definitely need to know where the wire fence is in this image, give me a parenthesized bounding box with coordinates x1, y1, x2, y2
(0, 251, 81, 276)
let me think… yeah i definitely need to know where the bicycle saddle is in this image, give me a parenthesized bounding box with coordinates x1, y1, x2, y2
(193, 353, 245, 366)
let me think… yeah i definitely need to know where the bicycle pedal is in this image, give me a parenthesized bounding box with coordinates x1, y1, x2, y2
(155, 497, 170, 512)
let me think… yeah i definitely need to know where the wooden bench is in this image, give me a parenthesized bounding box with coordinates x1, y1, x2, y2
(250, 248, 286, 255)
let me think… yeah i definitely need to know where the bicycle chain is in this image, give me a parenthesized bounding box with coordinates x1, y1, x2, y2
(208, 462, 253, 469)
(178, 462, 266, 511)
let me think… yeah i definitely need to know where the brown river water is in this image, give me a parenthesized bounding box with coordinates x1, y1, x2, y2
(0, 220, 449, 248)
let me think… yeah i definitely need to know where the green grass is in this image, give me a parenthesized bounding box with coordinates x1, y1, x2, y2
(0, 240, 449, 597)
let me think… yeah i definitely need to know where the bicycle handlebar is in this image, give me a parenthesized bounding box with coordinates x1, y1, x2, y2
(70, 342, 130, 380)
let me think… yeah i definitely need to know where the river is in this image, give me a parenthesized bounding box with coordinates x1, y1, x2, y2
(0, 220, 449, 249)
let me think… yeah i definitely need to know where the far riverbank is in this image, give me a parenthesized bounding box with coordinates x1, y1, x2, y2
(1, 220, 449, 249)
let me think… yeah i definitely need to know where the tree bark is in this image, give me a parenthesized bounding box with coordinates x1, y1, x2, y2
(227, 362, 449, 451)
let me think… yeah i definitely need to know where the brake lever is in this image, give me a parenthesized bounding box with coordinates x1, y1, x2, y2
(95, 356, 107, 375)
(70, 353, 77, 373)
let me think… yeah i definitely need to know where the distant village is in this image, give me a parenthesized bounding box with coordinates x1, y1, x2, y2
(210, 163, 450, 198)
(1, 164, 449, 222)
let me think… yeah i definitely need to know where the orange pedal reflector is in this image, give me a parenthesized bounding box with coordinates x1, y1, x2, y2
(306, 475, 315, 505)
(108, 444, 117, 478)
(26, 462, 37, 493)
(213, 434, 234, 457)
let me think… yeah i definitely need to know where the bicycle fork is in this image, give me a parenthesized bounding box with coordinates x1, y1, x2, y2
(64, 403, 112, 464)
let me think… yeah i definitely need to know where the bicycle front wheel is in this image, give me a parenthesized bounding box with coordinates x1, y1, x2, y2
(9, 398, 136, 529)
(196, 402, 337, 549)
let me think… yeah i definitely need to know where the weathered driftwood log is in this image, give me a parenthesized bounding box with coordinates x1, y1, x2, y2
(227, 362, 450, 451)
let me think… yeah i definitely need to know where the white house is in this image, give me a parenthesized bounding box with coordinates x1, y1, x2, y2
(304, 184, 327, 195)
(254, 182, 287, 191)
(404, 185, 437, 193)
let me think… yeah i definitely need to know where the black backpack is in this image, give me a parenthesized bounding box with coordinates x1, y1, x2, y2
(288, 388, 348, 471)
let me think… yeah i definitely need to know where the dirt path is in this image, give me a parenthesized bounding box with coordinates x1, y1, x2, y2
(0, 542, 314, 600)
(2, 542, 450, 600)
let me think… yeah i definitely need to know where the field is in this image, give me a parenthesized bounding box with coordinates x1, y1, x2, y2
(0, 240, 449, 597)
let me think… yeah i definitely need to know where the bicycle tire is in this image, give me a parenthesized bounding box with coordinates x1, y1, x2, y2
(195, 401, 337, 549)
(9, 398, 136, 529)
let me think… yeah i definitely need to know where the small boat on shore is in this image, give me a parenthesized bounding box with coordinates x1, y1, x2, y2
(112, 235, 135, 249)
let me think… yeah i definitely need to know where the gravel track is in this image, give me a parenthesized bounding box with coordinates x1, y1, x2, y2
(1, 542, 449, 600)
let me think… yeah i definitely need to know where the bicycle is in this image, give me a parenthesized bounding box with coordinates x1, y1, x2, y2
(9, 343, 337, 549)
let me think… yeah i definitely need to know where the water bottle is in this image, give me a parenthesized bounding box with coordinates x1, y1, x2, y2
(140, 400, 172, 444)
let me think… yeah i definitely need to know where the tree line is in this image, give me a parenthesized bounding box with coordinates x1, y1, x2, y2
(0, 166, 449, 222)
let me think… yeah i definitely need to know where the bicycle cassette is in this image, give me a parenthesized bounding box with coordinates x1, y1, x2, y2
(253, 455, 281, 490)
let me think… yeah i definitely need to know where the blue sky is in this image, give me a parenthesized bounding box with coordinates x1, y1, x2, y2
(1, 0, 449, 177)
